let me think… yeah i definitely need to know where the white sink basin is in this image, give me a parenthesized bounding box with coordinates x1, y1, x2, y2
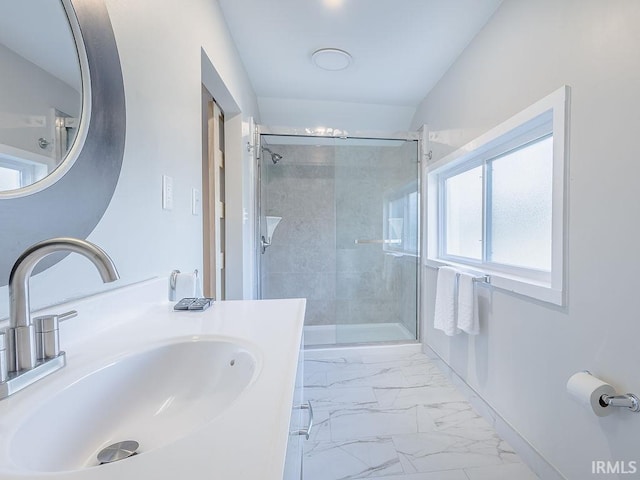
(9, 338, 258, 473)
(0, 283, 305, 480)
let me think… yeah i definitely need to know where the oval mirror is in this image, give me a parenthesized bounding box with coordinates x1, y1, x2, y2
(0, 0, 83, 194)
(0, 0, 125, 285)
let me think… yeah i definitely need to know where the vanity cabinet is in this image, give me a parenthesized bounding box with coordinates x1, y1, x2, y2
(283, 340, 309, 480)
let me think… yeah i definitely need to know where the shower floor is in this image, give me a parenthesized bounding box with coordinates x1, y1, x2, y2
(304, 322, 415, 347)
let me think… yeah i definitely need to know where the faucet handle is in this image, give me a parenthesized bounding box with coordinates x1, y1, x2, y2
(33, 310, 78, 361)
(58, 310, 78, 322)
(34, 315, 59, 361)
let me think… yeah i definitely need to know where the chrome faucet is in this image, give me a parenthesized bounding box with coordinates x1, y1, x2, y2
(1, 238, 119, 399)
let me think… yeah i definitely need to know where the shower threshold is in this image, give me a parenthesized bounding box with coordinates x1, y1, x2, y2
(304, 322, 416, 347)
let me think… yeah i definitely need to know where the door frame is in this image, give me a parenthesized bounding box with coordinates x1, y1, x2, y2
(201, 86, 225, 299)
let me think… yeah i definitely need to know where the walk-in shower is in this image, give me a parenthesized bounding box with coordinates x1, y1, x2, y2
(256, 128, 421, 346)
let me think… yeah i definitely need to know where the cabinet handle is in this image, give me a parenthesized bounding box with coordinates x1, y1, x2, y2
(293, 401, 314, 440)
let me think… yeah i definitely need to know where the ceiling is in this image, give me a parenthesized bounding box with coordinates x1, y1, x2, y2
(218, 0, 503, 108)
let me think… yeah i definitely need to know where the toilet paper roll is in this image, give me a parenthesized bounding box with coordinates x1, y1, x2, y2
(172, 272, 201, 300)
(567, 372, 616, 417)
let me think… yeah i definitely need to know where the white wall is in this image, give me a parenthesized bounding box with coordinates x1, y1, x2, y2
(258, 97, 415, 134)
(0, 0, 259, 318)
(0, 43, 79, 161)
(414, 1, 640, 478)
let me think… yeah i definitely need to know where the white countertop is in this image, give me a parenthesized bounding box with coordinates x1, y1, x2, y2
(0, 279, 306, 479)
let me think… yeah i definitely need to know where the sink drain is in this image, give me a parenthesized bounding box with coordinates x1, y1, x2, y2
(97, 440, 139, 464)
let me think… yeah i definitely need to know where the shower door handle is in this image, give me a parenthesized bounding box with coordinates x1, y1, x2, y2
(354, 239, 401, 245)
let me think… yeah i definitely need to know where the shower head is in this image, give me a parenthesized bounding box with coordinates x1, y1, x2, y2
(262, 146, 283, 164)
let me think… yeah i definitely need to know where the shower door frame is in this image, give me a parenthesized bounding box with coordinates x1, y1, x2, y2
(254, 124, 427, 345)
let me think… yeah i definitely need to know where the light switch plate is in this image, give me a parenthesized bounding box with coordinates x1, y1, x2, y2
(192, 188, 201, 215)
(162, 175, 173, 210)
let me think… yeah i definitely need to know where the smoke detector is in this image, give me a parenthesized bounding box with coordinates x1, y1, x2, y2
(311, 48, 352, 71)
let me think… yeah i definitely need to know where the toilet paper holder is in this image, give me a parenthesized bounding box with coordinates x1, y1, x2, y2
(600, 393, 640, 412)
(585, 371, 640, 412)
(170, 269, 180, 293)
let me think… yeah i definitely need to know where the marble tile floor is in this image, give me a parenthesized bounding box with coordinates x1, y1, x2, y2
(302, 349, 539, 480)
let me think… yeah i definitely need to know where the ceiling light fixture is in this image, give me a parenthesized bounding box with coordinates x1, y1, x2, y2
(323, 0, 344, 8)
(311, 48, 352, 71)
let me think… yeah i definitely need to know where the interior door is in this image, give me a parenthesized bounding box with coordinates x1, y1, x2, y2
(202, 86, 225, 299)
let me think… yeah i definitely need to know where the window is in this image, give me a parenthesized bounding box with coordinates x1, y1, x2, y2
(0, 157, 38, 190)
(488, 135, 553, 272)
(443, 165, 483, 260)
(384, 181, 419, 255)
(427, 86, 569, 305)
(0, 165, 22, 190)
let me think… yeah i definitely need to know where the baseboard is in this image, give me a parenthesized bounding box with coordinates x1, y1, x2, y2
(423, 344, 566, 480)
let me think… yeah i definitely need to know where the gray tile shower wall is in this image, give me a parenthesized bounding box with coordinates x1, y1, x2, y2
(261, 142, 418, 330)
(261, 145, 337, 325)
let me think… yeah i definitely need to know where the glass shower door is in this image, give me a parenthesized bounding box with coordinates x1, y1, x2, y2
(258, 136, 340, 345)
(334, 138, 419, 344)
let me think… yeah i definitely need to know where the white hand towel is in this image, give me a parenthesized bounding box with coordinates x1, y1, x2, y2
(457, 272, 479, 335)
(434, 266, 459, 336)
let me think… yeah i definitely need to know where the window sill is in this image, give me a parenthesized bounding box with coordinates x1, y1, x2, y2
(424, 259, 565, 306)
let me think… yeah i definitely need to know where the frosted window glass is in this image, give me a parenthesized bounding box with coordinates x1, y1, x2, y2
(490, 136, 553, 271)
(0, 166, 21, 190)
(444, 165, 483, 259)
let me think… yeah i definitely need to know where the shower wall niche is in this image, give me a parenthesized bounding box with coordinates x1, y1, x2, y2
(259, 136, 419, 346)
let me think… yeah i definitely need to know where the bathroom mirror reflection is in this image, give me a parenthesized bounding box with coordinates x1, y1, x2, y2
(0, 0, 82, 192)
(0, 0, 125, 286)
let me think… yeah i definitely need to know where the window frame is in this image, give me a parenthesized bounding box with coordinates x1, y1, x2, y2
(426, 86, 569, 305)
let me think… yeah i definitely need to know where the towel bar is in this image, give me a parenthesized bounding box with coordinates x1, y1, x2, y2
(472, 274, 491, 284)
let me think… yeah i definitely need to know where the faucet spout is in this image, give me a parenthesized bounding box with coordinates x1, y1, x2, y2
(7, 238, 119, 372)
